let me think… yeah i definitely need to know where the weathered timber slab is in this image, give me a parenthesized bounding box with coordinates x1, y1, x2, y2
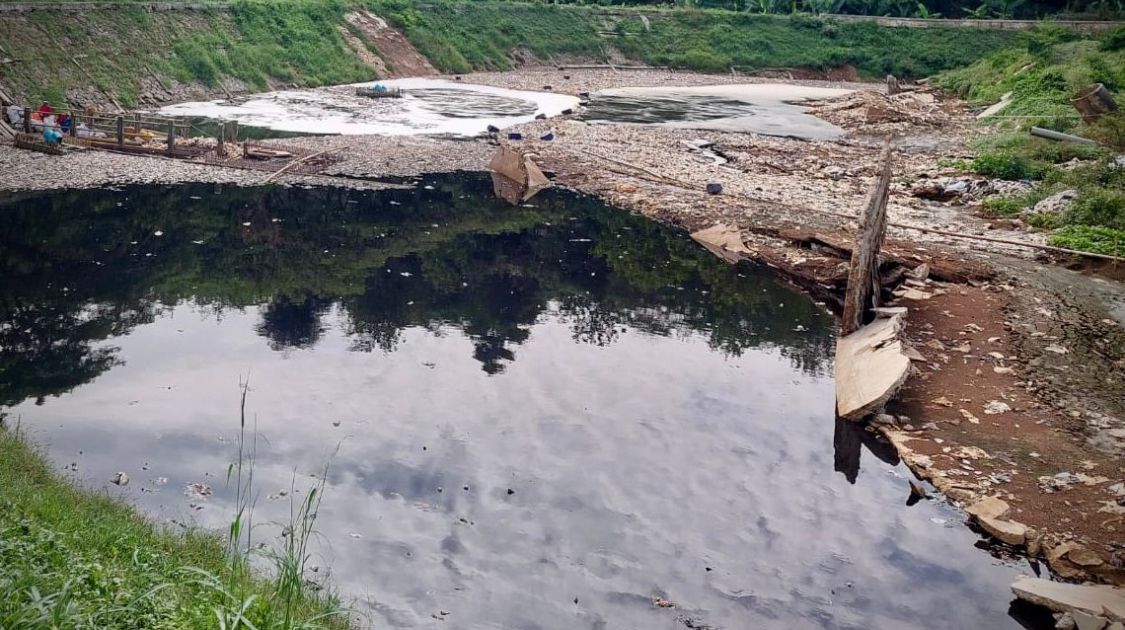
(835, 312, 910, 420)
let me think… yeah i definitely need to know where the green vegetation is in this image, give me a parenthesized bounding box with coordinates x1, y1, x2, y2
(936, 26, 1125, 255)
(369, 1, 1016, 77)
(0, 419, 346, 629)
(1048, 224, 1125, 256)
(163, 1, 373, 91)
(0, 0, 1021, 106)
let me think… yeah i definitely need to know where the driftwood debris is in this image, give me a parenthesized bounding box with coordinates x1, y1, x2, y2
(1071, 83, 1118, 123)
(835, 138, 911, 421)
(841, 138, 893, 336)
(489, 145, 552, 204)
(689, 224, 752, 264)
(261, 149, 332, 183)
(835, 311, 911, 421)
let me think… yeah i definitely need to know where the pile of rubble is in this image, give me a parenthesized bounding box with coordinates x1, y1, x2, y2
(807, 88, 962, 133)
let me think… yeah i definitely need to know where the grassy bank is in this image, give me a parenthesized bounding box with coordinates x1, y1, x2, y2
(937, 26, 1125, 256)
(368, 1, 1017, 77)
(0, 0, 1020, 107)
(0, 427, 346, 629)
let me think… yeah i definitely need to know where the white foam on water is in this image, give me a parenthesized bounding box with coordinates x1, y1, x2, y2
(157, 78, 580, 136)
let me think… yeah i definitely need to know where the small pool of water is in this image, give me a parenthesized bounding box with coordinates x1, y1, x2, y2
(1, 176, 1038, 629)
(157, 78, 579, 137)
(583, 84, 851, 140)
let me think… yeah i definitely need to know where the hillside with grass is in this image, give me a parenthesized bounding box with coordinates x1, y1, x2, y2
(937, 26, 1125, 256)
(0, 0, 1021, 108)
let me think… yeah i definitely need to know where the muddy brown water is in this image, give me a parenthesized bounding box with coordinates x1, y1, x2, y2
(0, 175, 1045, 629)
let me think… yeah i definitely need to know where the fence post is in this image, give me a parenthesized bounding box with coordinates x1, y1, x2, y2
(166, 120, 175, 155)
(116, 115, 124, 147)
(23, 107, 31, 133)
(68, 109, 77, 138)
(217, 121, 225, 157)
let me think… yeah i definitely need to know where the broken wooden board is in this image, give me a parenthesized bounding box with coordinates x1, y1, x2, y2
(1011, 576, 1125, 623)
(489, 145, 551, 204)
(836, 311, 910, 420)
(689, 224, 751, 264)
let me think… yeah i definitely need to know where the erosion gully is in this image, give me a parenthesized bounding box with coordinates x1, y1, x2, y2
(0, 174, 1050, 629)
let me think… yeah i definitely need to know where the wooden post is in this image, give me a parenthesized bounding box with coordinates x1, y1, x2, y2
(115, 115, 124, 147)
(217, 121, 225, 157)
(166, 120, 176, 155)
(23, 107, 30, 133)
(230, 120, 238, 144)
(68, 109, 77, 138)
(886, 75, 900, 96)
(841, 137, 894, 336)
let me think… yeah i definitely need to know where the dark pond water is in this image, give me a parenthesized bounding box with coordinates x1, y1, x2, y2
(1, 176, 1037, 629)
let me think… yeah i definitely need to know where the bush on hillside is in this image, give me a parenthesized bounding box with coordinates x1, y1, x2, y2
(1066, 189, 1125, 229)
(1101, 26, 1125, 52)
(971, 152, 1046, 180)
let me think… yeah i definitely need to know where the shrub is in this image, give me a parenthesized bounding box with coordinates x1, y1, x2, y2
(1101, 26, 1125, 52)
(1048, 225, 1125, 256)
(1086, 112, 1125, 150)
(1065, 189, 1125, 229)
(675, 48, 732, 72)
(981, 195, 1030, 216)
(971, 152, 1046, 180)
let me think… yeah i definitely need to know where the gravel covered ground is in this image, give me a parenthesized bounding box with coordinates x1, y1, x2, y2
(445, 67, 870, 95)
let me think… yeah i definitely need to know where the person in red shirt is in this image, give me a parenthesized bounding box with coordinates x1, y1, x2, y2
(38, 101, 53, 116)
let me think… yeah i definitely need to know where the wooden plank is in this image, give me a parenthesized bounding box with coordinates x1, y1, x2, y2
(841, 137, 893, 336)
(689, 224, 751, 264)
(835, 311, 911, 420)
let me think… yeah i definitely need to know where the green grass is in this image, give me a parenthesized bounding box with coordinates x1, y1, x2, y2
(937, 26, 1125, 255)
(0, 423, 347, 629)
(368, 1, 1017, 77)
(1049, 225, 1125, 256)
(938, 25, 1125, 131)
(1, 0, 1019, 106)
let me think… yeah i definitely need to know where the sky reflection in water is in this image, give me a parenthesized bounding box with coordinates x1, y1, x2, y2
(0, 176, 1033, 629)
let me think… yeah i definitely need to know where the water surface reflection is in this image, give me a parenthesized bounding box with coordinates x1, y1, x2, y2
(0, 177, 1030, 629)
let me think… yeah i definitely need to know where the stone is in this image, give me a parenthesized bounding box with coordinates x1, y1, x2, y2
(978, 514, 1028, 545)
(1074, 610, 1109, 630)
(1068, 548, 1105, 567)
(872, 413, 898, 426)
(984, 400, 1012, 415)
(1011, 576, 1125, 623)
(111, 471, 129, 486)
(1028, 189, 1078, 217)
(966, 496, 1010, 520)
